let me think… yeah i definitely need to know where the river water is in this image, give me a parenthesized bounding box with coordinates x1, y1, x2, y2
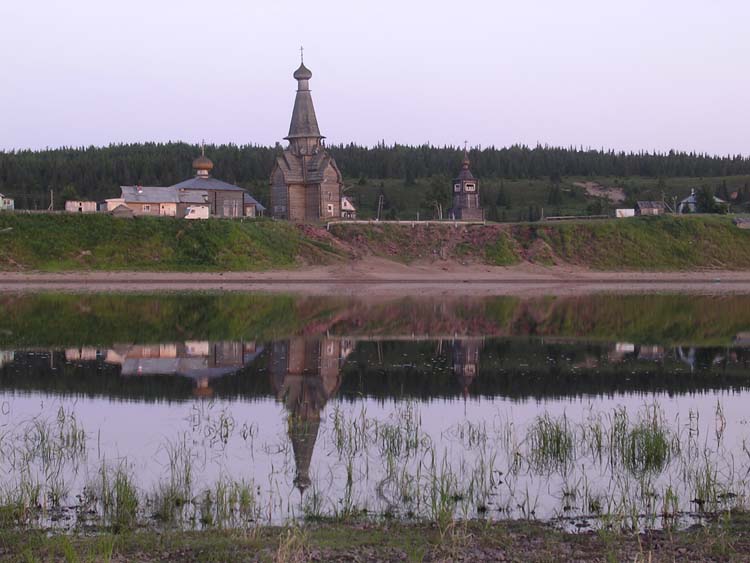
(1, 292, 749, 530)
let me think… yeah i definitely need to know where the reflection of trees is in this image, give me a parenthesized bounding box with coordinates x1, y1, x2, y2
(269, 338, 352, 495)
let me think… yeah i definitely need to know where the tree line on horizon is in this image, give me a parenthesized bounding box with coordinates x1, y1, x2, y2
(1, 142, 750, 209)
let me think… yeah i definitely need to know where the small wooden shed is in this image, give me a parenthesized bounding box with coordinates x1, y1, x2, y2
(635, 201, 666, 216)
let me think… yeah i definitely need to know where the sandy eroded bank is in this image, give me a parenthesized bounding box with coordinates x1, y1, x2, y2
(1, 259, 749, 296)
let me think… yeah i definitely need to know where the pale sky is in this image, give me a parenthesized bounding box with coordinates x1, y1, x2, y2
(1, 0, 749, 154)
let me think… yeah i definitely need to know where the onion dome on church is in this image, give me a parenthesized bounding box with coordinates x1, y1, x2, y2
(192, 145, 214, 177)
(293, 62, 313, 81)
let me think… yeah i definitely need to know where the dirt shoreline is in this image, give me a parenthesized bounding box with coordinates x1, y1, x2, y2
(9, 517, 750, 562)
(2, 260, 750, 295)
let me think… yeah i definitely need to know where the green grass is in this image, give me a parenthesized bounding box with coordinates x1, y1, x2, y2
(0, 214, 341, 272)
(535, 215, 750, 270)
(4, 213, 750, 272)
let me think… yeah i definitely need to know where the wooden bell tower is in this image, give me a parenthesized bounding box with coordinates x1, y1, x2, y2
(450, 143, 484, 221)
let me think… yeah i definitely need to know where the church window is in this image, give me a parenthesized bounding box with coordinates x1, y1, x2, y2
(327, 203, 334, 215)
(465, 183, 476, 192)
(143, 204, 151, 212)
(454, 183, 461, 192)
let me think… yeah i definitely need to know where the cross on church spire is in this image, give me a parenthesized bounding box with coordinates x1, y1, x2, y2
(300, 45, 304, 64)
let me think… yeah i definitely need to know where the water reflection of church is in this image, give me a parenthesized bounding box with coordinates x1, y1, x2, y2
(267, 336, 481, 494)
(269, 338, 354, 493)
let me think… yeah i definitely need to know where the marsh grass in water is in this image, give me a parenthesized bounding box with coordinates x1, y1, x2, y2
(96, 462, 138, 530)
(0, 400, 746, 534)
(527, 413, 575, 474)
(609, 406, 677, 476)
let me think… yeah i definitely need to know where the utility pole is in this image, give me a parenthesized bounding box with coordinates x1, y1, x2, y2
(376, 194, 384, 221)
(48, 189, 54, 212)
(661, 191, 676, 214)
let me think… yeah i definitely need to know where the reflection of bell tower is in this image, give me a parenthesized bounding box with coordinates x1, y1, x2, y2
(270, 337, 351, 494)
(452, 339, 483, 397)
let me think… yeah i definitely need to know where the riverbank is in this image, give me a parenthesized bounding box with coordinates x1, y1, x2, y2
(4, 214, 750, 274)
(7, 517, 750, 562)
(2, 262, 750, 296)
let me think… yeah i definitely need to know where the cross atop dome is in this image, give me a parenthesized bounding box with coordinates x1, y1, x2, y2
(192, 140, 213, 177)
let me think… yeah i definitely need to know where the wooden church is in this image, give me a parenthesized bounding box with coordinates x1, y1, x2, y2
(270, 55, 344, 221)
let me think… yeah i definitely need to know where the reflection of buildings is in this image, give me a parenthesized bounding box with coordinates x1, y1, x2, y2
(269, 338, 353, 494)
(608, 343, 664, 363)
(0, 351, 14, 369)
(83, 341, 263, 397)
(608, 342, 635, 362)
(65, 347, 100, 362)
(637, 345, 665, 362)
(452, 339, 483, 397)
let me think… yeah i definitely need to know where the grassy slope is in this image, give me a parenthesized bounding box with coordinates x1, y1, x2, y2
(331, 216, 750, 270)
(535, 215, 750, 270)
(2, 213, 750, 272)
(0, 214, 341, 271)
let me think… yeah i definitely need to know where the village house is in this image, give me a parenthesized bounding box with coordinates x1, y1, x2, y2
(243, 193, 266, 218)
(64, 200, 98, 213)
(0, 193, 14, 211)
(635, 201, 665, 216)
(677, 188, 727, 214)
(341, 196, 357, 219)
(449, 148, 484, 221)
(270, 55, 344, 222)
